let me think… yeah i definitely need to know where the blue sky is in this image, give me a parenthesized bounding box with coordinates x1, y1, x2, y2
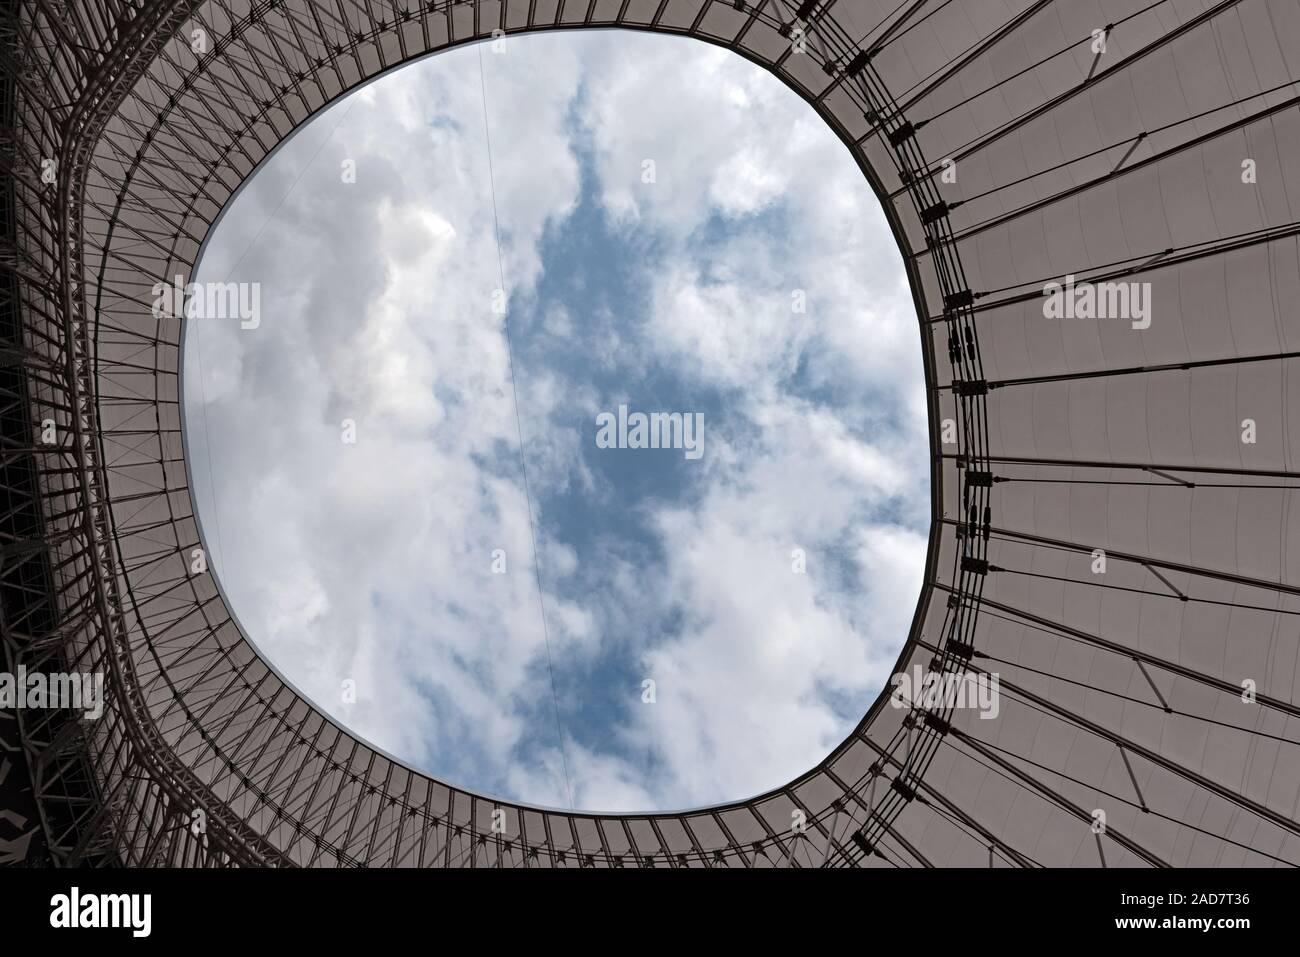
(184, 30, 928, 812)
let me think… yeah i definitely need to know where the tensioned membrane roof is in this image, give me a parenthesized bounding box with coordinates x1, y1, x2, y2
(4, 0, 1300, 866)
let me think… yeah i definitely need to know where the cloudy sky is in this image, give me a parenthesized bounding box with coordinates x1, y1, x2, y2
(184, 30, 928, 813)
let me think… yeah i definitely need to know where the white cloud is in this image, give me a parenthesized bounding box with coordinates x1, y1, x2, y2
(186, 31, 928, 812)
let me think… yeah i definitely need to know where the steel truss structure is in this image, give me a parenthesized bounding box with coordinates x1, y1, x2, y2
(1, 0, 1299, 867)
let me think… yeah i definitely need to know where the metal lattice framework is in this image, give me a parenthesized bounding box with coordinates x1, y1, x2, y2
(2, 0, 1299, 867)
